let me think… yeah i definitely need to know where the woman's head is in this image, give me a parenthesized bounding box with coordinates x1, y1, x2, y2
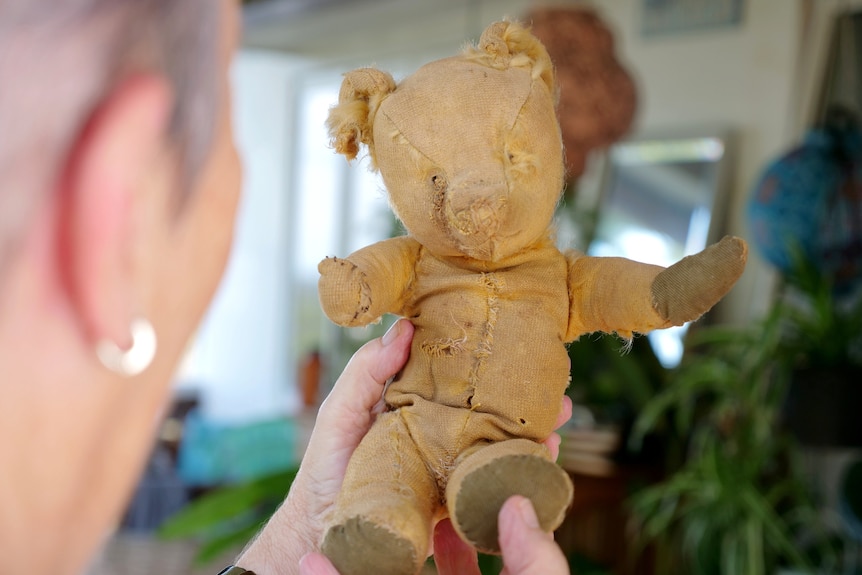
(0, 2, 242, 573)
(0, 0, 221, 270)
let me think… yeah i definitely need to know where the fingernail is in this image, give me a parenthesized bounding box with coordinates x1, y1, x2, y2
(382, 319, 402, 346)
(516, 496, 541, 529)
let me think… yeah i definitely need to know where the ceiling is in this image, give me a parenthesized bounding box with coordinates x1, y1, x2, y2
(240, 0, 534, 65)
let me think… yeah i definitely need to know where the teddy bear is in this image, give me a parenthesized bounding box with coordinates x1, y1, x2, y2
(317, 20, 747, 575)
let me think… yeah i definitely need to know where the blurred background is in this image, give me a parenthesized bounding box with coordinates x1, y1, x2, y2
(86, 1, 862, 574)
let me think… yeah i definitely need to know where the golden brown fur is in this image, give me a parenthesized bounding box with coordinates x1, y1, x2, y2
(316, 20, 747, 575)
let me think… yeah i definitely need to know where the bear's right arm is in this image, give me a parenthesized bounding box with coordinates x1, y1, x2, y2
(563, 236, 747, 341)
(318, 236, 421, 327)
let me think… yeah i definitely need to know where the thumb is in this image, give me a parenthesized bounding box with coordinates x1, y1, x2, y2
(307, 319, 413, 462)
(317, 318, 413, 425)
(498, 496, 569, 575)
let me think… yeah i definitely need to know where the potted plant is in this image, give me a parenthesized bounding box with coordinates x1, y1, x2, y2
(159, 467, 298, 564)
(775, 255, 862, 447)
(628, 306, 844, 575)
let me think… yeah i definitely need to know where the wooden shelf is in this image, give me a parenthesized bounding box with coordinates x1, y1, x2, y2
(556, 467, 658, 575)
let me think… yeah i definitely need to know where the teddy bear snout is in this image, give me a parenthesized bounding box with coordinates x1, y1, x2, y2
(437, 183, 509, 260)
(444, 185, 508, 239)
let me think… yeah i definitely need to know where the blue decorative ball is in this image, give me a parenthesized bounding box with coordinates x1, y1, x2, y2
(748, 128, 862, 287)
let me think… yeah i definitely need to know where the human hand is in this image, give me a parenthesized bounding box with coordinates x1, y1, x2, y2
(298, 495, 570, 575)
(294, 389, 573, 575)
(542, 393, 572, 462)
(433, 496, 570, 575)
(239, 317, 572, 574)
(236, 318, 415, 573)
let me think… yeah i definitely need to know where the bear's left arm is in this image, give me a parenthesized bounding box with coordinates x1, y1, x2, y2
(318, 236, 421, 327)
(564, 236, 748, 342)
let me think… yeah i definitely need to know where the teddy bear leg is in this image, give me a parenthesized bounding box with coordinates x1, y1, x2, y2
(445, 438, 573, 554)
(321, 411, 438, 575)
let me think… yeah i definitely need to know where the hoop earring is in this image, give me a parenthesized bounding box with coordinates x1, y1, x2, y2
(96, 318, 157, 377)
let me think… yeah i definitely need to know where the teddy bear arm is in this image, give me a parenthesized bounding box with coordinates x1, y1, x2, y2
(318, 236, 420, 327)
(564, 236, 748, 341)
(564, 251, 670, 341)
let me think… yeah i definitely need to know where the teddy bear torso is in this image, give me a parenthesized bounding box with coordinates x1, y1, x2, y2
(385, 240, 571, 453)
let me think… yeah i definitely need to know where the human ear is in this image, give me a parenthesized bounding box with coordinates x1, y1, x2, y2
(59, 74, 172, 352)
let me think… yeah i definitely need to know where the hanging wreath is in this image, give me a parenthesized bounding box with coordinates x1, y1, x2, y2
(528, 6, 637, 178)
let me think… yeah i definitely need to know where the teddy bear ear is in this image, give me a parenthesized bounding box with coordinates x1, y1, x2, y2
(478, 20, 556, 96)
(326, 67, 396, 161)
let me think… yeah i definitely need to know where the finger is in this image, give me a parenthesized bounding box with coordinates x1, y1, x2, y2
(542, 431, 562, 461)
(543, 396, 571, 461)
(325, 319, 414, 415)
(498, 496, 569, 575)
(313, 319, 413, 445)
(299, 552, 340, 575)
(553, 396, 572, 431)
(294, 319, 414, 516)
(433, 519, 481, 575)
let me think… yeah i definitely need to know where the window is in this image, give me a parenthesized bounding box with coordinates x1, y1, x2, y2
(176, 53, 393, 423)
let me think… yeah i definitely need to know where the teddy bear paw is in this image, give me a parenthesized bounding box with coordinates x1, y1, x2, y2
(322, 516, 420, 575)
(651, 235, 748, 326)
(445, 439, 573, 554)
(317, 256, 375, 327)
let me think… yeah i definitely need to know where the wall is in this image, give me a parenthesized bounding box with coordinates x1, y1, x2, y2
(589, 0, 804, 322)
(244, 0, 819, 322)
(177, 51, 306, 423)
(178, 1, 851, 423)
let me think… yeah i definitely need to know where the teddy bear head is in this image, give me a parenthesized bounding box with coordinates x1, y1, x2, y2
(327, 21, 565, 262)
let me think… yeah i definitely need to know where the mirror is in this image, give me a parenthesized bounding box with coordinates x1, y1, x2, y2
(588, 133, 733, 367)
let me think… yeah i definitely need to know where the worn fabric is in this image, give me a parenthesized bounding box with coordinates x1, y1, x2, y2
(318, 19, 747, 575)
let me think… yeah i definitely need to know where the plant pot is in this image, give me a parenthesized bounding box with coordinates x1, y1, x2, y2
(783, 366, 862, 447)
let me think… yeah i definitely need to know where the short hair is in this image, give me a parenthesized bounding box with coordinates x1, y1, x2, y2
(0, 0, 221, 271)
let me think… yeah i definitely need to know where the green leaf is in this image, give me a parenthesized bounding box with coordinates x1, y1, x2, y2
(193, 522, 263, 565)
(739, 487, 811, 570)
(721, 528, 741, 575)
(745, 516, 765, 575)
(159, 467, 297, 539)
(641, 493, 681, 541)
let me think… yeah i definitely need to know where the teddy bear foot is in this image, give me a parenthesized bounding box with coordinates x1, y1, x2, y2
(322, 516, 420, 575)
(445, 438, 574, 554)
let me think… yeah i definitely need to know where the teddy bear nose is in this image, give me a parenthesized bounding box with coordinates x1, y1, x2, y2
(449, 197, 505, 236)
(445, 183, 508, 238)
